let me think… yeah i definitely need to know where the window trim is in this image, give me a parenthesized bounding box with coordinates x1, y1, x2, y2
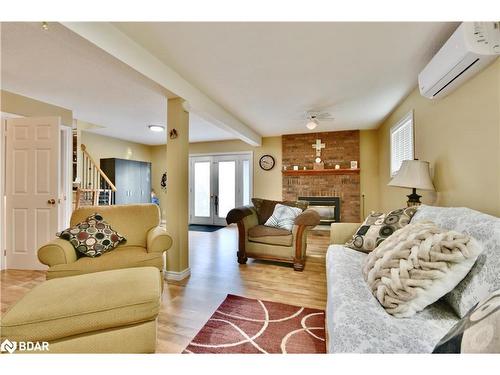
(390, 110, 414, 177)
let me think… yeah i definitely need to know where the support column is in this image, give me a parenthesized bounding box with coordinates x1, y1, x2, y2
(165, 97, 190, 280)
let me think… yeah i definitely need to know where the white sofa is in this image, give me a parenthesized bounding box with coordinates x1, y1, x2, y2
(326, 205, 500, 353)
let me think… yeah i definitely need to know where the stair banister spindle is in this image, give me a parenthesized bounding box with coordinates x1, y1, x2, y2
(80, 144, 116, 192)
(78, 144, 117, 208)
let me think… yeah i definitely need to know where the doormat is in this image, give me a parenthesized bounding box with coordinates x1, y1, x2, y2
(183, 294, 326, 354)
(189, 224, 225, 232)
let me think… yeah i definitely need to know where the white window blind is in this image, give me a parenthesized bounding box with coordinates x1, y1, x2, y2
(390, 111, 414, 177)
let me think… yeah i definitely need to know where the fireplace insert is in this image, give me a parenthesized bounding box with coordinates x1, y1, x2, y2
(298, 196, 341, 224)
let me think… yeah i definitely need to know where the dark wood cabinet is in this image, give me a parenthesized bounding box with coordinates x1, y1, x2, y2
(100, 158, 151, 205)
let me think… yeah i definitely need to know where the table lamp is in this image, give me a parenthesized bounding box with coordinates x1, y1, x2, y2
(388, 160, 435, 206)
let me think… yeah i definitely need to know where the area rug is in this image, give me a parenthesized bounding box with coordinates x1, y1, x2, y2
(188, 224, 225, 232)
(183, 294, 326, 354)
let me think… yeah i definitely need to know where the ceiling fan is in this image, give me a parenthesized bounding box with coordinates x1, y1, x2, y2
(304, 111, 334, 130)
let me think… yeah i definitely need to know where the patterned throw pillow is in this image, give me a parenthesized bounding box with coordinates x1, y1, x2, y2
(345, 207, 417, 253)
(264, 203, 303, 231)
(57, 213, 126, 257)
(433, 289, 499, 353)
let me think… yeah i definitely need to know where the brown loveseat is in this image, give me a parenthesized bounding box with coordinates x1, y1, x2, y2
(226, 198, 320, 271)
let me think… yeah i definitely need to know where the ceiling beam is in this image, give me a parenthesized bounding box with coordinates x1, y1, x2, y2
(62, 22, 262, 146)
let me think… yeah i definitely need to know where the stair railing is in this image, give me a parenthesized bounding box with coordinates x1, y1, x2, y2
(76, 144, 117, 209)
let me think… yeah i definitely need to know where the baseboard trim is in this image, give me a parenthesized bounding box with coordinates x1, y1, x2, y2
(164, 267, 191, 281)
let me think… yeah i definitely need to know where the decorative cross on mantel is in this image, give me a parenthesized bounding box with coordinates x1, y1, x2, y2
(312, 139, 326, 157)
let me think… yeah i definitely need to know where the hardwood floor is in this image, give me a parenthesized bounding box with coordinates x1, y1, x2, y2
(0, 225, 329, 353)
(0, 269, 46, 315)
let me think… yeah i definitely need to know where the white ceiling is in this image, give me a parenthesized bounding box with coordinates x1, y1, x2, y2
(115, 22, 459, 135)
(2, 22, 460, 144)
(0, 22, 236, 145)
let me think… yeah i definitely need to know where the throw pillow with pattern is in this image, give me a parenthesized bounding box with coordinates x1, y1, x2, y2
(57, 213, 126, 257)
(264, 203, 303, 231)
(433, 289, 499, 353)
(345, 206, 417, 253)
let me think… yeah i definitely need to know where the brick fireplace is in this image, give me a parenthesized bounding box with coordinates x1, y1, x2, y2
(282, 130, 360, 222)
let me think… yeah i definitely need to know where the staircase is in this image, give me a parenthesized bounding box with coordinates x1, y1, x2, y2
(74, 144, 117, 209)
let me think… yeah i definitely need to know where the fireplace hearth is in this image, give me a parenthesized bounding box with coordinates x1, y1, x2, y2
(299, 196, 341, 224)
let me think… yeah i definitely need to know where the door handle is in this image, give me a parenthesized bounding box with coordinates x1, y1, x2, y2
(214, 195, 219, 216)
(47, 199, 56, 205)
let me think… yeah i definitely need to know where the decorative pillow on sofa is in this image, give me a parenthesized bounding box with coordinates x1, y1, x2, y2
(362, 222, 483, 318)
(345, 207, 417, 253)
(252, 198, 308, 225)
(433, 289, 499, 353)
(264, 203, 303, 231)
(411, 205, 500, 318)
(57, 213, 126, 257)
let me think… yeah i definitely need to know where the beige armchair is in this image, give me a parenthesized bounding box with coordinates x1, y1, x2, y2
(227, 199, 320, 271)
(38, 204, 172, 283)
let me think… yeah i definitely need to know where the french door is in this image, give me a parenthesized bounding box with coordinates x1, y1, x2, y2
(189, 153, 252, 226)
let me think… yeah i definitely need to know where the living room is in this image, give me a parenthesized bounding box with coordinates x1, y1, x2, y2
(1, 1, 499, 373)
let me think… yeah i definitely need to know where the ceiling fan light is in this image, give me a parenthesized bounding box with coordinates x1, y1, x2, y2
(306, 119, 319, 130)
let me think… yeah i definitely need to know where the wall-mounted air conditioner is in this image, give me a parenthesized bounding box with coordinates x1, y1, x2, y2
(418, 22, 500, 99)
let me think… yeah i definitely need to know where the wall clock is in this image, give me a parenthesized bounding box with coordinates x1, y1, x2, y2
(259, 155, 275, 171)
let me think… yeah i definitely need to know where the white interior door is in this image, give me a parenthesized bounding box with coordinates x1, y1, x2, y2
(5, 117, 60, 270)
(189, 153, 252, 226)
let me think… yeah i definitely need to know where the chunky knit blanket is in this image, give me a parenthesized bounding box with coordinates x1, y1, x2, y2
(362, 222, 483, 318)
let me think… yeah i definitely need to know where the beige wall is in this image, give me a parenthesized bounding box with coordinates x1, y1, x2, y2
(377, 59, 500, 217)
(80, 131, 153, 164)
(1, 90, 73, 126)
(189, 137, 283, 201)
(359, 130, 379, 219)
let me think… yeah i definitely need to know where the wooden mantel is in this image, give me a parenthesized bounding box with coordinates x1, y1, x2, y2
(282, 168, 360, 176)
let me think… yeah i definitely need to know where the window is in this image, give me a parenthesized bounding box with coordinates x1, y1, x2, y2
(390, 111, 414, 177)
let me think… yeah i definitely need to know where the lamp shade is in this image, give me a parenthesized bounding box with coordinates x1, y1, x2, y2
(388, 160, 435, 191)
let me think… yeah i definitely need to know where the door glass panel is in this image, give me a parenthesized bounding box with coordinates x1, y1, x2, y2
(194, 161, 211, 217)
(217, 161, 236, 218)
(242, 159, 250, 206)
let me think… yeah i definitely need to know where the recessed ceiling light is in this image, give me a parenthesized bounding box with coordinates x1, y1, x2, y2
(148, 125, 165, 132)
(41, 22, 49, 31)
